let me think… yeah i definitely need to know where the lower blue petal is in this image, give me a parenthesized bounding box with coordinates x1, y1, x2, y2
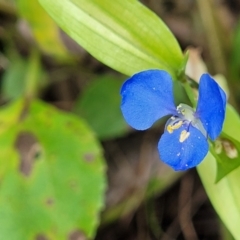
(158, 124, 209, 171)
(120, 70, 177, 130)
(195, 74, 226, 140)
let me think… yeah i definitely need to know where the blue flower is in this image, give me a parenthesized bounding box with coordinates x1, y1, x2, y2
(120, 70, 226, 171)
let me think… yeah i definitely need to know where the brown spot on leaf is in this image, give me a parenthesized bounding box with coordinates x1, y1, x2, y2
(45, 198, 54, 206)
(84, 153, 96, 162)
(66, 121, 72, 128)
(15, 132, 42, 176)
(35, 233, 48, 240)
(69, 179, 77, 189)
(65, 121, 79, 134)
(222, 139, 238, 158)
(69, 230, 86, 240)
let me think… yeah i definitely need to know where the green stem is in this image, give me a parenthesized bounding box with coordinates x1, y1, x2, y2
(196, 0, 226, 75)
(182, 79, 197, 108)
(196, 0, 237, 108)
(24, 49, 41, 100)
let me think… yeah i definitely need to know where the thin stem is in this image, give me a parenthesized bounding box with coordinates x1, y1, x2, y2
(24, 49, 41, 100)
(182, 81, 197, 108)
(196, 0, 227, 75)
(196, 0, 237, 108)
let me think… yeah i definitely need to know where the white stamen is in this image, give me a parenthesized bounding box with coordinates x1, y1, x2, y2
(179, 130, 190, 143)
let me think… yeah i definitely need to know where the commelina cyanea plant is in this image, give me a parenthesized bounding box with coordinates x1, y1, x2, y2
(120, 70, 226, 171)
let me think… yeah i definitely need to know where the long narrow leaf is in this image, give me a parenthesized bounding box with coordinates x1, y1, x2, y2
(39, 0, 184, 78)
(198, 153, 240, 240)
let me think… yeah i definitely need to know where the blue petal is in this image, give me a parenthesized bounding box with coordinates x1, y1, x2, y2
(218, 85, 227, 112)
(158, 124, 209, 171)
(120, 70, 177, 130)
(195, 74, 226, 140)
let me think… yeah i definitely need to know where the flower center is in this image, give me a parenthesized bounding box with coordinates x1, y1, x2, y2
(165, 103, 207, 139)
(177, 103, 196, 121)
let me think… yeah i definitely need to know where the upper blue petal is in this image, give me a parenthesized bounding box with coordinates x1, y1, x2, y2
(120, 70, 177, 130)
(158, 124, 209, 171)
(195, 73, 226, 140)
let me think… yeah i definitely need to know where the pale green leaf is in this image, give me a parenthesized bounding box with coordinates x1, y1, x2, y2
(0, 99, 106, 239)
(198, 152, 240, 240)
(198, 104, 240, 239)
(39, 0, 184, 79)
(17, 0, 69, 58)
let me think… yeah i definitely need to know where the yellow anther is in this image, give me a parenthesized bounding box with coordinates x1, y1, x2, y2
(167, 125, 173, 133)
(179, 130, 190, 143)
(167, 121, 183, 134)
(172, 121, 183, 129)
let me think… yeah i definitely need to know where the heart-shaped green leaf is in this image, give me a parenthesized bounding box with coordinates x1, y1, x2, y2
(0, 99, 106, 239)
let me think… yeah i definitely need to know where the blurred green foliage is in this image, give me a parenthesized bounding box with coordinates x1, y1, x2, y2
(2, 50, 45, 100)
(74, 75, 129, 140)
(17, 0, 69, 59)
